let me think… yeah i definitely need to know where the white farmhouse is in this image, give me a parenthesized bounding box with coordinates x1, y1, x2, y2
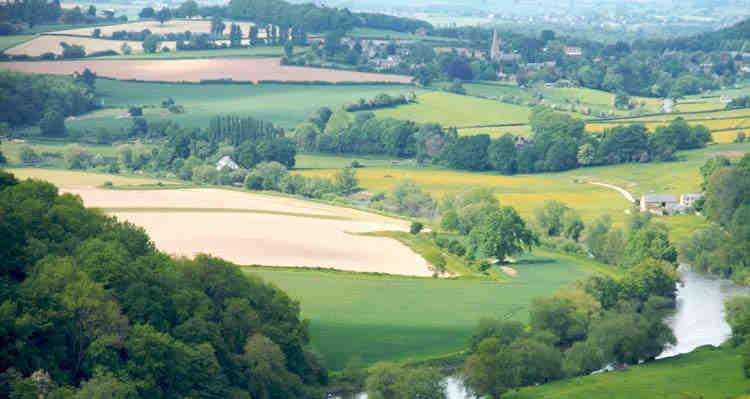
(216, 155, 240, 171)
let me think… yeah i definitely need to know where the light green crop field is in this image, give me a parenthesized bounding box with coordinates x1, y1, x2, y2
(373, 91, 532, 128)
(3, 167, 165, 187)
(298, 143, 750, 240)
(0, 35, 34, 51)
(507, 347, 749, 399)
(65, 80, 422, 131)
(295, 153, 405, 169)
(349, 28, 459, 43)
(455, 82, 661, 118)
(457, 124, 533, 138)
(248, 249, 612, 370)
(0, 140, 126, 164)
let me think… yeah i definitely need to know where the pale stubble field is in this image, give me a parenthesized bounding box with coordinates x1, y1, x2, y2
(62, 187, 433, 276)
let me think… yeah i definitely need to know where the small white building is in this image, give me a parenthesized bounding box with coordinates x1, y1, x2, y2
(640, 194, 678, 213)
(720, 95, 733, 104)
(216, 156, 239, 171)
(564, 46, 582, 56)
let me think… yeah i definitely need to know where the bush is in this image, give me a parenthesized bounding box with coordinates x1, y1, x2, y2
(410, 221, 424, 234)
(128, 107, 143, 117)
(19, 145, 39, 164)
(40, 109, 66, 137)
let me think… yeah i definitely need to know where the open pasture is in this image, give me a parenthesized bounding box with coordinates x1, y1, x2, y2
(250, 249, 608, 369)
(0, 35, 34, 51)
(63, 79, 423, 130)
(507, 347, 748, 399)
(457, 82, 661, 117)
(0, 140, 127, 164)
(0, 57, 412, 83)
(374, 91, 531, 127)
(57, 186, 432, 276)
(4, 35, 174, 56)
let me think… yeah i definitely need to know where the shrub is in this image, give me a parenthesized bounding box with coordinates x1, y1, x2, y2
(128, 107, 143, 117)
(410, 221, 424, 235)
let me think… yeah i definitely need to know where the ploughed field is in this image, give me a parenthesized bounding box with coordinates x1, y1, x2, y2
(0, 57, 413, 83)
(4, 35, 176, 56)
(61, 186, 432, 276)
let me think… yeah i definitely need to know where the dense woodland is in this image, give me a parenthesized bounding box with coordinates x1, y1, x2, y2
(0, 71, 97, 132)
(681, 153, 750, 283)
(0, 170, 327, 398)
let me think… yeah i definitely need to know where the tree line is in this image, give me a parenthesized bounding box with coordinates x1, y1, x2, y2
(0, 170, 327, 398)
(680, 153, 750, 284)
(296, 105, 712, 175)
(0, 70, 97, 133)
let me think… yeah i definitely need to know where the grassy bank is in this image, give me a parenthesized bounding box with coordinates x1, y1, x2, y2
(506, 346, 749, 399)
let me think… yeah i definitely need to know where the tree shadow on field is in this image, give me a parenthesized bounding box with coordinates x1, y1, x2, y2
(515, 256, 556, 266)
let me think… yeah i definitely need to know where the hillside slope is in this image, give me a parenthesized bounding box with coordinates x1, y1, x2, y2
(506, 346, 749, 399)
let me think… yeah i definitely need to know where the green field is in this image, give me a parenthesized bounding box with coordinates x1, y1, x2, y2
(0, 35, 34, 51)
(507, 346, 749, 399)
(445, 81, 661, 118)
(65, 80, 423, 131)
(349, 28, 460, 43)
(373, 91, 532, 128)
(248, 249, 612, 370)
(1, 140, 125, 164)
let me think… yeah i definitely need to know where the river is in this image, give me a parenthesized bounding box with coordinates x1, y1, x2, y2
(333, 265, 749, 399)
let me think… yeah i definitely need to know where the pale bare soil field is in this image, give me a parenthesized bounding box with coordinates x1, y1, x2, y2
(0, 57, 413, 83)
(5, 35, 176, 56)
(54, 19, 258, 38)
(62, 187, 433, 276)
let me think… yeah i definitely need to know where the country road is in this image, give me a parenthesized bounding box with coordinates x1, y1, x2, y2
(589, 181, 636, 203)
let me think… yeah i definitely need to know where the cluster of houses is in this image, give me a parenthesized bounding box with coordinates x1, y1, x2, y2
(639, 193, 703, 215)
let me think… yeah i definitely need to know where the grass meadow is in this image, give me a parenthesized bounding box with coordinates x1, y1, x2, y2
(65, 80, 423, 131)
(248, 248, 612, 370)
(0, 35, 34, 51)
(459, 82, 661, 118)
(506, 347, 749, 399)
(373, 91, 532, 128)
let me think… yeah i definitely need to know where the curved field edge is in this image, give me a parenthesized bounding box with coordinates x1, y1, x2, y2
(506, 346, 749, 399)
(247, 249, 618, 370)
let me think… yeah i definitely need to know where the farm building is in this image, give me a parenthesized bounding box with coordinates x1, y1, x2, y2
(564, 47, 583, 56)
(640, 194, 677, 213)
(216, 156, 240, 171)
(680, 193, 703, 207)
